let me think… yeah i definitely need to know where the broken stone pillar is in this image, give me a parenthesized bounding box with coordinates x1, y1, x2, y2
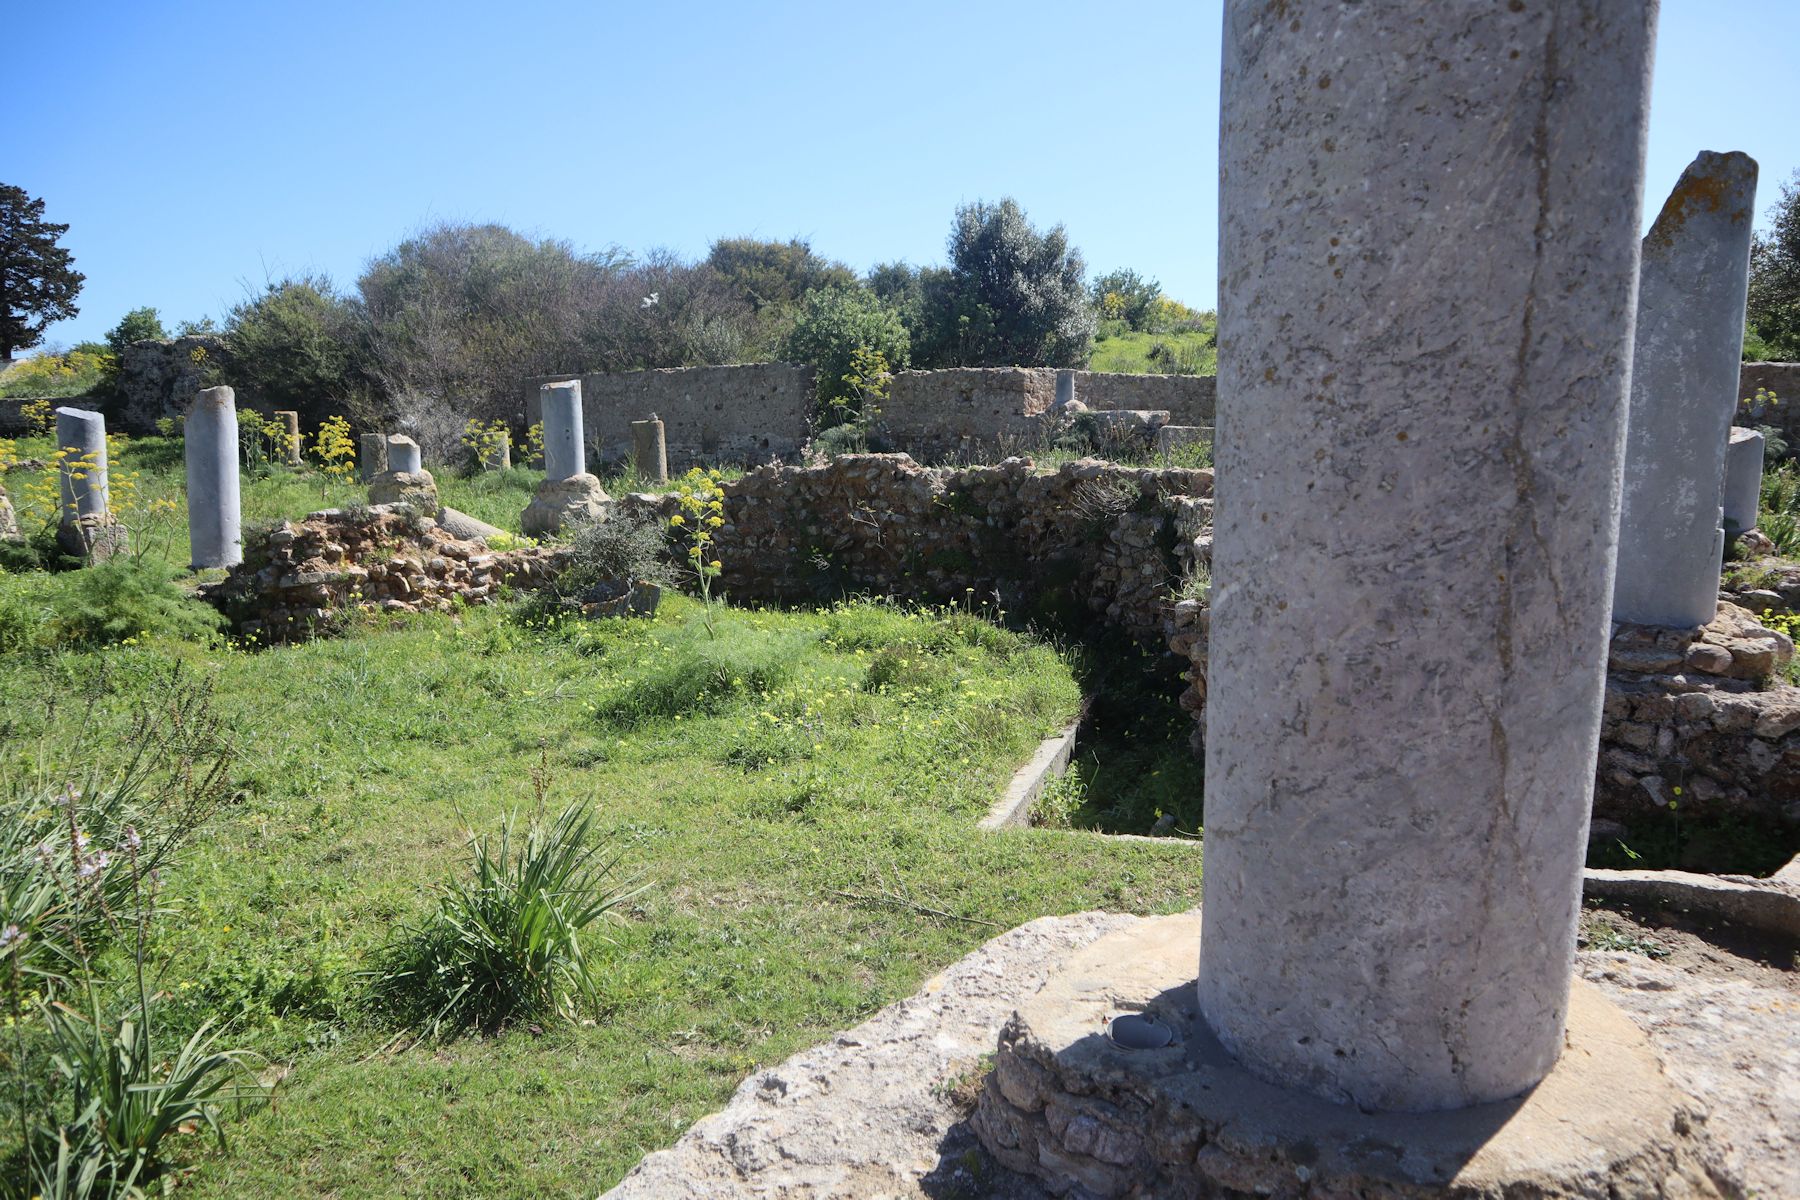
(275, 410, 302, 465)
(1054, 370, 1076, 408)
(369, 435, 438, 510)
(483, 430, 512, 472)
(358, 433, 388, 483)
(631, 417, 668, 484)
(185, 386, 242, 569)
(540, 380, 584, 482)
(55, 406, 122, 559)
(1204, 1, 1657, 1113)
(1724, 426, 1766, 537)
(523, 380, 608, 535)
(1154, 424, 1213, 458)
(1613, 152, 1760, 627)
(0, 484, 17, 542)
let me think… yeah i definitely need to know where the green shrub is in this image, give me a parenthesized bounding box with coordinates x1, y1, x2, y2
(373, 803, 643, 1035)
(782, 286, 910, 418)
(49, 561, 226, 648)
(518, 513, 672, 623)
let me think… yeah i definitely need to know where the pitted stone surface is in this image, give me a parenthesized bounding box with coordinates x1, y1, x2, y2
(1614, 152, 1761, 627)
(186, 385, 242, 569)
(521, 472, 609, 537)
(1204, 0, 1657, 1110)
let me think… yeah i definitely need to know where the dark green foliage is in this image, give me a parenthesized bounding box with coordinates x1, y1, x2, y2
(223, 275, 365, 427)
(706, 237, 856, 313)
(519, 513, 672, 624)
(782, 286, 911, 414)
(6, 560, 228, 649)
(104, 306, 168, 357)
(810, 423, 868, 458)
(1090, 269, 1162, 331)
(0, 184, 84, 360)
(1747, 169, 1800, 361)
(373, 803, 644, 1035)
(911, 198, 1097, 369)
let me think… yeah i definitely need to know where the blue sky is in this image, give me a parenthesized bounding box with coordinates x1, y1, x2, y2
(8, 1, 1797, 349)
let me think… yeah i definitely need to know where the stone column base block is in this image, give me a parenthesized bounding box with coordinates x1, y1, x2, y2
(434, 506, 506, 542)
(56, 516, 126, 562)
(1156, 425, 1215, 456)
(0, 487, 17, 541)
(972, 914, 1736, 1199)
(520, 473, 610, 537)
(368, 469, 439, 511)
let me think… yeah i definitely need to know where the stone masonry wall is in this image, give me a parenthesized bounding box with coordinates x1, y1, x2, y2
(876, 369, 1061, 462)
(519, 363, 814, 471)
(112, 336, 232, 434)
(1738, 361, 1800, 449)
(1070, 371, 1215, 425)
(621, 453, 1213, 652)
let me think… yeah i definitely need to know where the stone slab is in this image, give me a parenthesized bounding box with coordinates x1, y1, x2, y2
(978, 721, 1081, 830)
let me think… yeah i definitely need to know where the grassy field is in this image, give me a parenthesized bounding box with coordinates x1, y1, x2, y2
(0, 441, 1203, 1197)
(1085, 327, 1218, 377)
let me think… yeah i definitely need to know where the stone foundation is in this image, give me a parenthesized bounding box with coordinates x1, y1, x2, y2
(203, 506, 562, 642)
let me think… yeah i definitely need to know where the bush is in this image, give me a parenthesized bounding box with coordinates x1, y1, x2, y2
(222, 275, 365, 429)
(13, 561, 228, 650)
(519, 513, 672, 623)
(373, 802, 643, 1035)
(0, 348, 111, 399)
(782, 286, 910, 418)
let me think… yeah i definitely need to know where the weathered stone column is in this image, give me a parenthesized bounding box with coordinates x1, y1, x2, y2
(275, 410, 303, 465)
(483, 430, 512, 472)
(631, 417, 668, 483)
(385, 435, 422, 475)
(1613, 153, 1760, 626)
(55, 406, 120, 558)
(369, 435, 438, 510)
(541, 381, 584, 482)
(523, 380, 608, 535)
(1054, 370, 1076, 409)
(185, 386, 241, 569)
(1724, 426, 1765, 536)
(1203, 1, 1657, 1112)
(358, 433, 388, 483)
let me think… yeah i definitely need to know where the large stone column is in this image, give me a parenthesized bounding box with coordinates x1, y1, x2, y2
(55, 406, 120, 559)
(1613, 152, 1760, 626)
(541, 380, 585, 481)
(185, 386, 242, 569)
(358, 433, 388, 483)
(523, 380, 608, 536)
(275, 409, 303, 465)
(1202, 0, 1656, 1113)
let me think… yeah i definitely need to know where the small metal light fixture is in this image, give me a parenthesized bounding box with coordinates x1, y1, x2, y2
(1107, 1011, 1172, 1050)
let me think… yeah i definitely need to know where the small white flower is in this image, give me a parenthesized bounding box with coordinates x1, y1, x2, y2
(0, 925, 20, 951)
(76, 850, 110, 879)
(74, 830, 91, 852)
(121, 826, 142, 853)
(33, 840, 56, 868)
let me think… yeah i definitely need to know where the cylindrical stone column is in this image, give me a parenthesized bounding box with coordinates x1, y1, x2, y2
(56, 406, 110, 524)
(1201, 1, 1657, 1113)
(631, 417, 668, 483)
(1613, 152, 1760, 626)
(185, 386, 242, 569)
(385, 435, 422, 474)
(1054, 370, 1076, 408)
(540, 381, 585, 482)
(1723, 427, 1765, 536)
(275, 410, 302, 465)
(484, 430, 512, 472)
(358, 433, 388, 483)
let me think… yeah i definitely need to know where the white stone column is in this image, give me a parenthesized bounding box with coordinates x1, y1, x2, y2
(56, 406, 110, 523)
(1724, 427, 1766, 536)
(275, 409, 303, 465)
(385, 435, 422, 474)
(1202, 0, 1657, 1113)
(1613, 152, 1760, 626)
(185, 386, 242, 569)
(541, 381, 585, 482)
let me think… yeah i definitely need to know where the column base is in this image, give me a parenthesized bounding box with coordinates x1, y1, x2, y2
(972, 913, 1737, 1199)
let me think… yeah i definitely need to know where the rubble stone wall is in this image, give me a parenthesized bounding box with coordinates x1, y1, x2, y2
(519, 363, 815, 471)
(1069, 371, 1215, 424)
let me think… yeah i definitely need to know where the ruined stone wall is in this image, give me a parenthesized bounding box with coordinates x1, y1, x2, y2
(520, 364, 814, 471)
(876, 369, 1061, 462)
(1071, 372, 1215, 425)
(621, 454, 1213, 651)
(112, 336, 232, 434)
(204, 506, 562, 643)
(1739, 361, 1800, 449)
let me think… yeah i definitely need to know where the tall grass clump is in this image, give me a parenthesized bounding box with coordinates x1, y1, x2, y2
(373, 801, 643, 1036)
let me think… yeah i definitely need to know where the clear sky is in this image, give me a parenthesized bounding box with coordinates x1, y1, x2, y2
(8, 1, 1797, 350)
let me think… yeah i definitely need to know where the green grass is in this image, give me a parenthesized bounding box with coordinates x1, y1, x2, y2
(1085, 327, 1217, 376)
(0, 588, 1201, 1196)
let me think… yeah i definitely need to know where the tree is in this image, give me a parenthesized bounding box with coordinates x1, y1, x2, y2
(782, 286, 911, 418)
(0, 184, 85, 361)
(912, 198, 1096, 368)
(1747, 169, 1800, 361)
(223, 275, 364, 426)
(105, 306, 167, 357)
(706, 237, 856, 313)
(1090, 269, 1162, 331)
